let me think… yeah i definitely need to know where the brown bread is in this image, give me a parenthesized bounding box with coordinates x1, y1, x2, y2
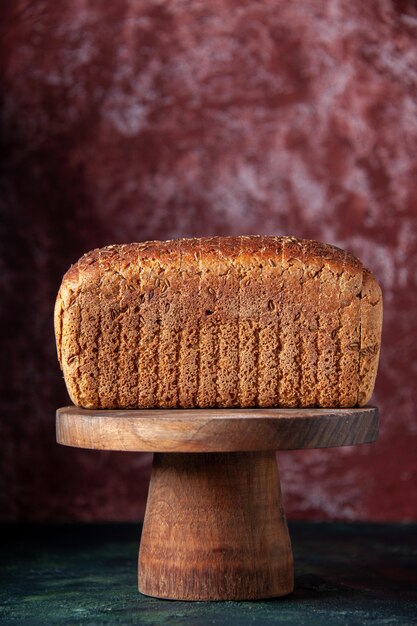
(54, 236, 382, 409)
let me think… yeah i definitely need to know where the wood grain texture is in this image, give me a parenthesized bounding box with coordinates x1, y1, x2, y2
(138, 451, 293, 600)
(56, 406, 379, 453)
(55, 406, 378, 600)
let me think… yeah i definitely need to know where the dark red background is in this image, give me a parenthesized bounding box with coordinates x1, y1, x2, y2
(1, 0, 416, 522)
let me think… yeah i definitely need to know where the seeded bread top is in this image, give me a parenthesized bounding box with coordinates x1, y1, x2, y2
(59, 235, 363, 292)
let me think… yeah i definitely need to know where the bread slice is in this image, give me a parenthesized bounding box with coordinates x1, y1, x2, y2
(55, 236, 382, 409)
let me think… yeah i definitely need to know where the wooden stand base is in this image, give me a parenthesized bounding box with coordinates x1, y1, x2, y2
(56, 405, 378, 601)
(138, 451, 293, 601)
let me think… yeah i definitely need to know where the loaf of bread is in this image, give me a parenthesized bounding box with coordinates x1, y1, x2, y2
(55, 236, 382, 409)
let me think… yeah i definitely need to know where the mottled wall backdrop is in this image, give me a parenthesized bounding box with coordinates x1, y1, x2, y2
(1, 0, 416, 521)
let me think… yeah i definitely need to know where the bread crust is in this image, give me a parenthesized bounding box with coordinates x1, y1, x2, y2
(55, 236, 382, 409)
(358, 269, 383, 406)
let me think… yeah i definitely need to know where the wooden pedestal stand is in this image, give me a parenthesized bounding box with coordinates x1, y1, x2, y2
(56, 406, 378, 601)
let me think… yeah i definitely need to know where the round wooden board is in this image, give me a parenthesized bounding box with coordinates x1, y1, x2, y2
(56, 406, 378, 452)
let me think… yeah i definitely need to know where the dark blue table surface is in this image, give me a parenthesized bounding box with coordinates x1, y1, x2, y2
(1, 522, 416, 625)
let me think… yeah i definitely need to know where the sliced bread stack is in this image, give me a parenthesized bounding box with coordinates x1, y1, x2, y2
(55, 236, 382, 409)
